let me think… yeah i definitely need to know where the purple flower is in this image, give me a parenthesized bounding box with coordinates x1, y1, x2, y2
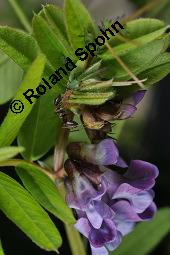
(67, 138, 120, 166)
(65, 139, 158, 255)
(96, 90, 146, 121)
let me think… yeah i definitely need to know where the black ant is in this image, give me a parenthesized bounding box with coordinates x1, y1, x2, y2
(54, 96, 78, 130)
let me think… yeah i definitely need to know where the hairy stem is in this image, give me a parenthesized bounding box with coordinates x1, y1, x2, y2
(54, 124, 69, 174)
(7, 0, 32, 33)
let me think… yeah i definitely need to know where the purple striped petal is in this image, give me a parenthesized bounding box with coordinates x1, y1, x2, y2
(113, 183, 154, 213)
(67, 139, 119, 166)
(111, 200, 141, 222)
(124, 160, 159, 190)
(86, 203, 103, 229)
(89, 219, 117, 247)
(94, 200, 115, 220)
(138, 202, 157, 220)
(105, 231, 122, 251)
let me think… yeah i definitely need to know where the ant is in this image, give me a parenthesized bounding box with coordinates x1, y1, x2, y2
(54, 96, 78, 130)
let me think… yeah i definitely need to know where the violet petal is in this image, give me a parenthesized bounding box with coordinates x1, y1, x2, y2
(75, 217, 91, 238)
(138, 202, 157, 220)
(105, 231, 122, 251)
(90, 245, 108, 255)
(89, 219, 117, 247)
(124, 160, 159, 190)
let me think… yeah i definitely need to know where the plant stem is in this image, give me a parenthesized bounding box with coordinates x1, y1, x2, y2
(54, 124, 69, 174)
(7, 0, 32, 33)
(65, 224, 87, 255)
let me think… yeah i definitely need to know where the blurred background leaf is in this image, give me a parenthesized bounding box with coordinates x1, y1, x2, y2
(113, 208, 170, 255)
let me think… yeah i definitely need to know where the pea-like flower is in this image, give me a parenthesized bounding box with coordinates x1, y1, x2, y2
(82, 90, 146, 130)
(65, 139, 158, 255)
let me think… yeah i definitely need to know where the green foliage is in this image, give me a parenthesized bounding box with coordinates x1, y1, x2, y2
(16, 161, 75, 224)
(0, 54, 45, 147)
(103, 35, 170, 80)
(113, 208, 170, 255)
(32, 14, 74, 69)
(64, 0, 96, 50)
(0, 241, 5, 255)
(0, 53, 23, 105)
(0, 171, 62, 251)
(0, 26, 38, 71)
(17, 89, 60, 161)
(0, 146, 24, 162)
(40, 4, 68, 41)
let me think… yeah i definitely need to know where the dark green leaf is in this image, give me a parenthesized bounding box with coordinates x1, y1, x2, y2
(17, 89, 60, 161)
(16, 161, 75, 224)
(64, 0, 96, 50)
(138, 52, 170, 86)
(42, 4, 68, 39)
(100, 18, 166, 55)
(32, 14, 74, 69)
(0, 54, 46, 147)
(102, 35, 170, 80)
(0, 171, 62, 251)
(113, 208, 170, 255)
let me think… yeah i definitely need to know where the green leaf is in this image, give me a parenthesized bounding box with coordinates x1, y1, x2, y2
(32, 14, 74, 69)
(69, 91, 115, 105)
(0, 54, 46, 147)
(138, 52, 170, 86)
(16, 161, 75, 224)
(17, 89, 60, 161)
(0, 240, 5, 255)
(0, 26, 38, 71)
(103, 35, 170, 80)
(64, 0, 96, 50)
(121, 18, 165, 40)
(100, 18, 166, 55)
(0, 146, 24, 162)
(41, 4, 68, 39)
(113, 208, 170, 255)
(102, 26, 167, 61)
(0, 171, 62, 251)
(0, 53, 23, 105)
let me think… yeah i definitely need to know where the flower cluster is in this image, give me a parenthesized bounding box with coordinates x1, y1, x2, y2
(64, 90, 159, 255)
